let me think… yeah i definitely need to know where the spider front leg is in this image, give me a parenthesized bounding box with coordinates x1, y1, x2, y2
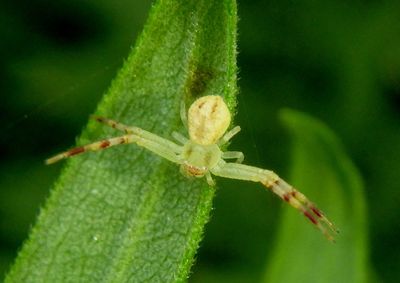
(92, 116, 134, 133)
(46, 135, 133, 164)
(46, 131, 182, 165)
(93, 116, 182, 150)
(211, 161, 338, 241)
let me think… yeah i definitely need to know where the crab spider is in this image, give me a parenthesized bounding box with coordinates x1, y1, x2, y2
(46, 95, 338, 241)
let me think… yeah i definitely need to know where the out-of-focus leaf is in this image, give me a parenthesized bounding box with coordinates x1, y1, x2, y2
(263, 109, 369, 283)
(5, 0, 237, 282)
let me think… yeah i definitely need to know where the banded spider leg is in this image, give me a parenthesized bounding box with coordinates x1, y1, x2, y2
(211, 161, 338, 241)
(46, 117, 182, 165)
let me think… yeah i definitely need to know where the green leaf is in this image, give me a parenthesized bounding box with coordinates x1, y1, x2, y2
(263, 110, 369, 283)
(5, 1, 237, 282)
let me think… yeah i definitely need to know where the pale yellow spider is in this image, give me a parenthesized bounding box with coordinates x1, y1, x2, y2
(47, 95, 338, 241)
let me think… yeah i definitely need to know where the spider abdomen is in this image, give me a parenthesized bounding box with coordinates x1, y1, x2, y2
(188, 95, 231, 145)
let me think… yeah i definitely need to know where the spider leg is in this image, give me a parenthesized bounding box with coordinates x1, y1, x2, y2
(222, 151, 244, 163)
(46, 133, 182, 165)
(46, 135, 134, 164)
(211, 161, 337, 241)
(274, 178, 338, 235)
(92, 116, 134, 133)
(93, 116, 182, 153)
(180, 99, 188, 129)
(205, 172, 216, 186)
(171, 131, 188, 145)
(218, 126, 241, 146)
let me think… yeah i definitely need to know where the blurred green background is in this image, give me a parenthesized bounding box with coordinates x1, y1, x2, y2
(1, 0, 399, 282)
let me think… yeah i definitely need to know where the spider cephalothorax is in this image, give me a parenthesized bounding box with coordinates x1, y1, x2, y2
(47, 95, 338, 241)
